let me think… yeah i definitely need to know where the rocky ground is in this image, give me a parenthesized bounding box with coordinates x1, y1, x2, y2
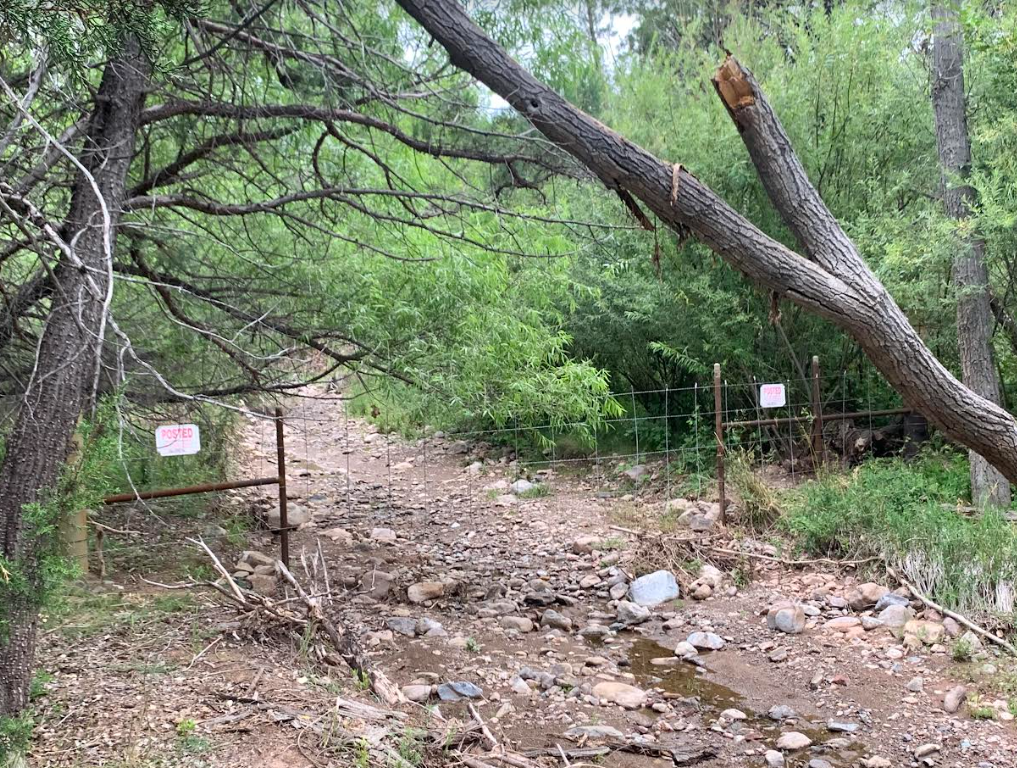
(29, 390, 1017, 767)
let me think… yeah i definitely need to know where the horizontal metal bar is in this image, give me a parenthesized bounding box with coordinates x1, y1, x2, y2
(723, 407, 912, 430)
(104, 476, 279, 505)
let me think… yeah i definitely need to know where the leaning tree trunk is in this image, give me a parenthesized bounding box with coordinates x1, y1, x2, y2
(395, 0, 1017, 484)
(930, 4, 1010, 507)
(0, 42, 148, 716)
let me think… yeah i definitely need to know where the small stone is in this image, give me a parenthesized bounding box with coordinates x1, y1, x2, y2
(775, 731, 812, 751)
(673, 641, 698, 658)
(906, 676, 924, 693)
(768, 647, 788, 662)
(592, 681, 647, 709)
(407, 582, 444, 604)
(767, 603, 806, 634)
(579, 574, 602, 589)
(370, 527, 397, 543)
(510, 677, 531, 695)
(320, 527, 354, 544)
(509, 479, 534, 494)
(416, 617, 446, 636)
(768, 705, 796, 721)
(824, 616, 861, 631)
(687, 631, 725, 650)
(386, 617, 417, 637)
(827, 721, 859, 734)
(692, 584, 713, 600)
(628, 570, 680, 606)
(877, 603, 914, 628)
(764, 750, 785, 768)
(860, 759, 891, 768)
(616, 601, 651, 626)
(808, 761, 834, 768)
(478, 599, 517, 618)
(721, 708, 748, 721)
(943, 685, 966, 713)
(573, 535, 602, 554)
(914, 744, 941, 759)
(401, 684, 432, 702)
(564, 724, 625, 740)
(541, 609, 573, 632)
(437, 681, 483, 701)
(860, 616, 884, 631)
(500, 616, 534, 633)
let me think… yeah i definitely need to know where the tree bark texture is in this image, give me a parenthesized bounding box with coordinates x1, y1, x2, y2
(395, 0, 1017, 485)
(930, 4, 1010, 507)
(0, 42, 149, 716)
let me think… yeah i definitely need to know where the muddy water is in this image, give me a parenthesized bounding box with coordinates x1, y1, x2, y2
(627, 639, 870, 767)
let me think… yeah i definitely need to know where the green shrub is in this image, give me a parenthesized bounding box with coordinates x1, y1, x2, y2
(782, 451, 1017, 622)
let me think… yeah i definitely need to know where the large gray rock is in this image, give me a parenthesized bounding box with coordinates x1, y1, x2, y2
(874, 592, 910, 612)
(510, 479, 535, 494)
(437, 681, 483, 701)
(541, 609, 573, 632)
(628, 570, 680, 606)
(616, 601, 651, 626)
(877, 603, 914, 628)
(386, 617, 418, 637)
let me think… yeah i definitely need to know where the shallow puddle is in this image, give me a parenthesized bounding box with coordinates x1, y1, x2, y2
(627, 639, 869, 767)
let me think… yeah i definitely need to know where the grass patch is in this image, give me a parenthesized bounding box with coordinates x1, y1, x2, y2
(781, 450, 1017, 623)
(518, 484, 550, 499)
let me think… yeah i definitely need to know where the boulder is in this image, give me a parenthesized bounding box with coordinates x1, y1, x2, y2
(370, 527, 397, 544)
(876, 603, 914, 628)
(386, 617, 418, 637)
(628, 570, 680, 606)
(510, 479, 535, 494)
(902, 619, 945, 645)
(764, 750, 785, 767)
(401, 684, 432, 702)
(500, 616, 534, 632)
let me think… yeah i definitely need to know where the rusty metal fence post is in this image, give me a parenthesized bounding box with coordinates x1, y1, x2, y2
(714, 363, 726, 523)
(275, 406, 289, 567)
(810, 355, 824, 462)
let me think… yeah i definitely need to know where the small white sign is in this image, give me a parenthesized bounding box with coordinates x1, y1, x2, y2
(759, 383, 787, 409)
(156, 424, 201, 456)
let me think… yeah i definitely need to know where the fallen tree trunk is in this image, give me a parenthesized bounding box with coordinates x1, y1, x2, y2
(395, 0, 1017, 483)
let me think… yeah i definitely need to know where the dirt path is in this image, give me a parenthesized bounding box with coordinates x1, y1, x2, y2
(29, 391, 1017, 767)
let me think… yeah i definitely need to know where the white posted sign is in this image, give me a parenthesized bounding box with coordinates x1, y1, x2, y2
(759, 383, 787, 409)
(156, 424, 201, 456)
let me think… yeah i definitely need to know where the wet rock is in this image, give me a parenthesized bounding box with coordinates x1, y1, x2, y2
(767, 603, 806, 634)
(775, 731, 812, 751)
(687, 631, 725, 650)
(565, 724, 625, 740)
(407, 582, 444, 604)
(616, 601, 651, 626)
(628, 570, 680, 607)
(592, 681, 647, 709)
(877, 603, 914, 628)
(541, 609, 573, 632)
(437, 681, 483, 701)
(943, 685, 966, 713)
(500, 616, 534, 632)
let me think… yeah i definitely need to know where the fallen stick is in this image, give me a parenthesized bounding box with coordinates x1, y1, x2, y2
(468, 703, 499, 751)
(887, 566, 1017, 656)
